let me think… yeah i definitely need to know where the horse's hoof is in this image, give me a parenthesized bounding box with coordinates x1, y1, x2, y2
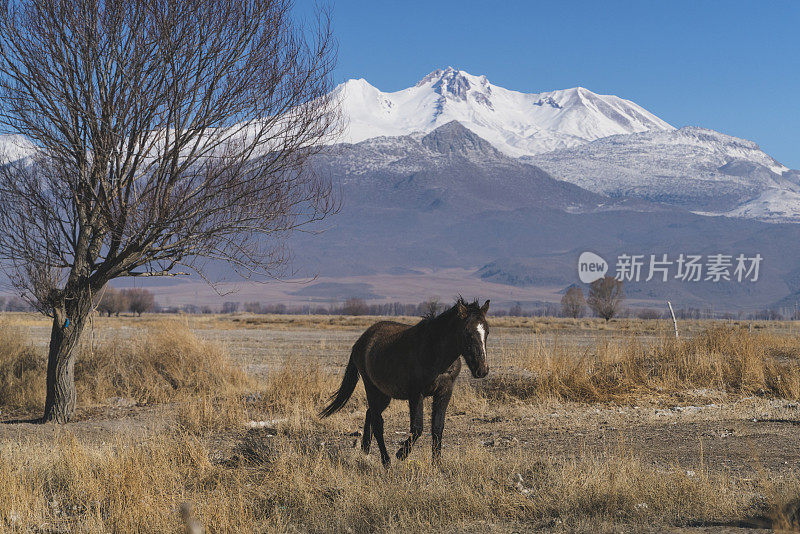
(381, 457, 391, 468)
(396, 448, 407, 460)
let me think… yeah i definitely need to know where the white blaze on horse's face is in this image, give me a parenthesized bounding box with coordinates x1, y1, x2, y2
(476, 323, 487, 358)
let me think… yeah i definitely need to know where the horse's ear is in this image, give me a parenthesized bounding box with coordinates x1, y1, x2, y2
(456, 300, 467, 318)
(481, 300, 490, 314)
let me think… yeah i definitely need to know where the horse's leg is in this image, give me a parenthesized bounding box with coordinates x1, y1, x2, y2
(364, 381, 391, 467)
(396, 394, 423, 460)
(431, 383, 454, 463)
(371, 399, 391, 467)
(361, 409, 372, 454)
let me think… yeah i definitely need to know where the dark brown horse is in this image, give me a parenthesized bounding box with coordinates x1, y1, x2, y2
(320, 297, 490, 466)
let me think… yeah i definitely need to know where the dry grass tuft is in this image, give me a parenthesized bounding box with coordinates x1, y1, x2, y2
(0, 320, 252, 412)
(0, 432, 251, 532)
(486, 325, 800, 403)
(243, 357, 367, 432)
(177, 394, 249, 434)
(260, 357, 337, 414)
(178, 357, 367, 435)
(0, 430, 797, 533)
(0, 320, 46, 411)
(77, 323, 253, 405)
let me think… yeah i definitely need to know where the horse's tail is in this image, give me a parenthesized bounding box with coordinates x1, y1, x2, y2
(319, 348, 360, 418)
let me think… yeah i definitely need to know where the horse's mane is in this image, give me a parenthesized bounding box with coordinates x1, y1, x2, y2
(417, 296, 482, 325)
(457, 296, 483, 315)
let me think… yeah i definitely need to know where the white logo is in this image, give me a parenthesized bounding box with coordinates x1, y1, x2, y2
(578, 251, 608, 283)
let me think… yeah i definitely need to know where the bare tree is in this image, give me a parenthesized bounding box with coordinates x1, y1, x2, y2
(341, 297, 368, 316)
(4, 296, 32, 311)
(243, 301, 262, 314)
(560, 286, 586, 318)
(418, 297, 442, 318)
(122, 288, 154, 316)
(96, 288, 128, 317)
(0, 0, 339, 422)
(636, 308, 662, 320)
(587, 276, 625, 322)
(221, 301, 240, 314)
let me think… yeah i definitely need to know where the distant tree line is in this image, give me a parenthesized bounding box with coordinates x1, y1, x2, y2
(96, 288, 155, 317)
(209, 297, 446, 317)
(0, 295, 35, 311)
(38, 282, 794, 321)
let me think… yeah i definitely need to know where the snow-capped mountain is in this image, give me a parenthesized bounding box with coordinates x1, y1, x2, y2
(313, 120, 607, 215)
(334, 67, 674, 157)
(524, 126, 798, 217)
(290, 119, 800, 310)
(722, 186, 800, 221)
(332, 68, 799, 222)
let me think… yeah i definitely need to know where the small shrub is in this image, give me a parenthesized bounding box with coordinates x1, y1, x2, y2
(76, 322, 252, 405)
(0, 320, 251, 412)
(0, 320, 45, 410)
(485, 325, 800, 403)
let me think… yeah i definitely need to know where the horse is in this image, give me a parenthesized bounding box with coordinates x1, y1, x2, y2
(319, 297, 490, 466)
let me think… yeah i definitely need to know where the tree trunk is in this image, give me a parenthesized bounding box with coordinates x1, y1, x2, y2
(41, 291, 92, 423)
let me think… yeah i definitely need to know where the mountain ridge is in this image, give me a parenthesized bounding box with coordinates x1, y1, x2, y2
(288, 118, 800, 310)
(333, 66, 674, 157)
(332, 68, 798, 222)
(524, 126, 799, 219)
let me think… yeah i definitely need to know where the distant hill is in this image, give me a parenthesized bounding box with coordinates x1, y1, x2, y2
(287, 118, 800, 311)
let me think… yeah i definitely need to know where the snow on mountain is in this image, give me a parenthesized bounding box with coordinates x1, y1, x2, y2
(0, 134, 36, 163)
(524, 126, 797, 217)
(313, 120, 606, 214)
(297, 119, 800, 309)
(333, 67, 674, 157)
(332, 68, 800, 223)
(721, 188, 800, 221)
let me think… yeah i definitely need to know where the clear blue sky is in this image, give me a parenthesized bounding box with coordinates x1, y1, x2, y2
(303, 1, 800, 168)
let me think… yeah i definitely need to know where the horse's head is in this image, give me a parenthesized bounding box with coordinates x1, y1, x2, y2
(455, 298, 490, 379)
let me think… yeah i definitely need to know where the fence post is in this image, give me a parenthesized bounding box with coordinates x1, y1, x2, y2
(667, 301, 679, 339)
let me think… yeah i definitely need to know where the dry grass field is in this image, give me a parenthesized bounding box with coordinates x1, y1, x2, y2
(3, 312, 800, 532)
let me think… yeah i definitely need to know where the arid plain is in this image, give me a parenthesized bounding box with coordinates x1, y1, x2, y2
(3, 313, 800, 532)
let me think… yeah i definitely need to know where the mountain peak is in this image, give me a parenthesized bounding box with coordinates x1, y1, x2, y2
(420, 120, 504, 159)
(416, 66, 458, 86)
(335, 68, 674, 157)
(416, 67, 490, 102)
(335, 77, 378, 94)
